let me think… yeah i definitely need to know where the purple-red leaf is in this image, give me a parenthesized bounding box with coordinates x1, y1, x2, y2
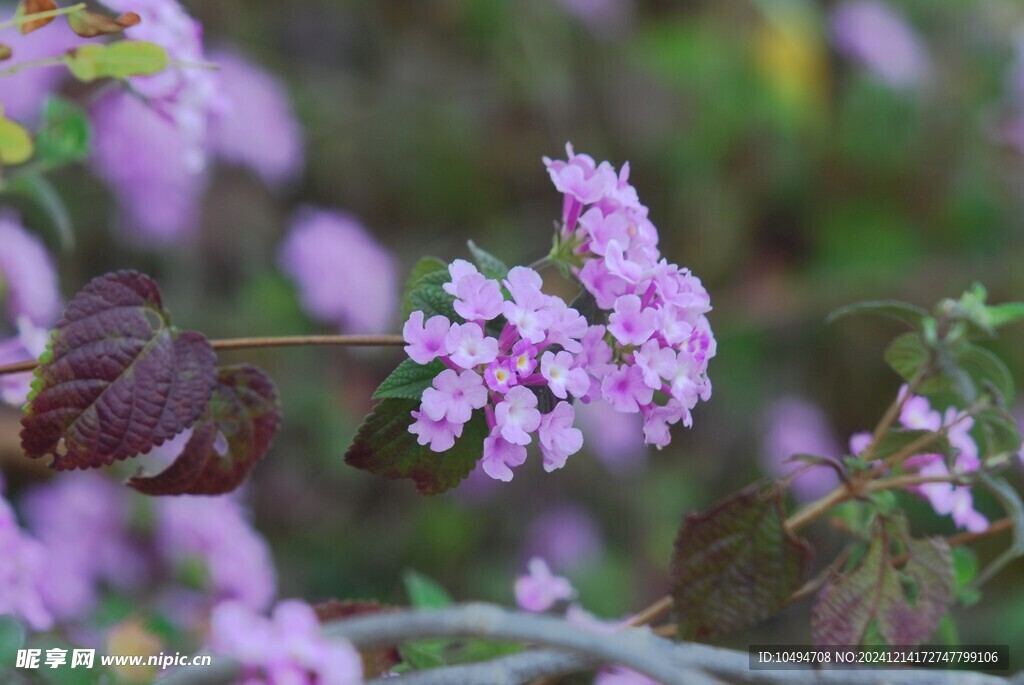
(20, 271, 216, 470)
(128, 364, 280, 495)
(669, 484, 813, 640)
(812, 520, 953, 646)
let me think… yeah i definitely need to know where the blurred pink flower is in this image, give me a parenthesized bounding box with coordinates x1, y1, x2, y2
(0, 494, 52, 631)
(524, 504, 604, 573)
(555, 0, 634, 39)
(831, 1, 931, 88)
(515, 557, 573, 612)
(760, 397, 841, 502)
(0, 17, 81, 124)
(278, 207, 399, 333)
(0, 212, 61, 326)
(0, 317, 50, 407)
(574, 400, 646, 475)
(207, 48, 304, 186)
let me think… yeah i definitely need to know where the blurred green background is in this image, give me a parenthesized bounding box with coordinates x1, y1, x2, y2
(3, 0, 1024, 665)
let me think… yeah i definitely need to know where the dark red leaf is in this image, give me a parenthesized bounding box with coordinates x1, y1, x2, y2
(669, 484, 813, 640)
(20, 271, 216, 470)
(128, 364, 279, 495)
(17, 0, 57, 35)
(812, 519, 953, 646)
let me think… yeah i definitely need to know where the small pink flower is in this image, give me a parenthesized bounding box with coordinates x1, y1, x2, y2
(543, 143, 614, 205)
(421, 369, 488, 424)
(601, 364, 654, 414)
(445, 322, 499, 369)
(603, 241, 647, 284)
(578, 259, 628, 310)
(849, 431, 872, 455)
(495, 386, 542, 445)
(452, 272, 504, 321)
(607, 295, 657, 346)
(641, 400, 686, 448)
(511, 340, 539, 377)
(484, 359, 519, 393)
(578, 207, 631, 256)
(502, 267, 551, 344)
(409, 410, 464, 452)
(543, 299, 588, 353)
(540, 351, 590, 400)
(539, 402, 584, 472)
(633, 340, 676, 390)
(442, 259, 481, 295)
(481, 430, 528, 482)
(515, 557, 574, 612)
(403, 311, 452, 365)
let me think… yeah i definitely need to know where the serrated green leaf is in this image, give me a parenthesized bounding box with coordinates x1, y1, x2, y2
(407, 270, 458, 321)
(956, 344, 1014, 405)
(34, 97, 90, 169)
(466, 240, 509, 280)
(63, 41, 169, 82)
(826, 300, 930, 328)
(403, 570, 454, 608)
(402, 257, 448, 319)
(973, 408, 1022, 460)
(344, 399, 487, 494)
(0, 112, 33, 164)
(373, 359, 445, 401)
(2, 174, 74, 250)
(987, 303, 1024, 330)
(669, 484, 813, 640)
(883, 332, 930, 384)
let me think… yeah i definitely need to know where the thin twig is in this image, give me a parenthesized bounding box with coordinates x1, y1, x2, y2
(0, 334, 406, 377)
(0, 2, 85, 31)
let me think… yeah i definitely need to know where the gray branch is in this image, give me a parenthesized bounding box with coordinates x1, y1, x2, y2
(159, 603, 1015, 685)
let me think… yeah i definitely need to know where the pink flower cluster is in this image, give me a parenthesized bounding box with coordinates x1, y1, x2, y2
(404, 263, 589, 481)
(210, 600, 362, 685)
(545, 144, 716, 445)
(850, 386, 986, 532)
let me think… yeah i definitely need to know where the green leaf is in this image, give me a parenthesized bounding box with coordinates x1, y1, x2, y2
(826, 300, 930, 328)
(344, 399, 487, 494)
(0, 111, 33, 164)
(63, 41, 169, 82)
(407, 270, 458, 321)
(399, 642, 446, 670)
(1, 174, 74, 250)
(951, 547, 981, 606)
(973, 407, 1022, 460)
(956, 344, 1014, 405)
(669, 484, 813, 640)
(34, 97, 90, 168)
(0, 616, 25, 666)
(986, 303, 1024, 330)
(811, 520, 953, 646)
(883, 332, 930, 384)
(872, 429, 953, 462)
(403, 570, 454, 608)
(373, 359, 445, 401)
(402, 257, 448, 319)
(466, 240, 509, 280)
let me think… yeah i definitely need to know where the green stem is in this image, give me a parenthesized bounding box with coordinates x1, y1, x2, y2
(0, 55, 65, 77)
(0, 334, 405, 376)
(0, 3, 86, 32)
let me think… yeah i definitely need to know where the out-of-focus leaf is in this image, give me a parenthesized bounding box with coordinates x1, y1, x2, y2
(883, 332, 929, 384)
(34, 97, 90, 169)
(0, 44, 11, 61)
(466, 240, 508, 280)
(952, 547, 981, 606)
(2, 174, 74, 250)
(128, 364, 280, 495)
(373, 359, 444, 401)
(812, 521, 953, 646)
(0, 111, 34, 164)
(956, 344, 1014, 405)
(344, 399, 487, 494)
(669, 484, 813, 640)
(401, 257, 448, 319)
(63, 41, 169, 81)
(872, 429, 952, 462)
(826, 300, 929, 329)
(987, 303, 1024, 329)
(399, 642, 446, 670)
(973, 407, 1022, 461)
(67, 8, 140, 37)
(16, 0, 56, 34)
(20, 271, 217, 470)
(403, 570, 454, 608)
(0, 616, 25, 666)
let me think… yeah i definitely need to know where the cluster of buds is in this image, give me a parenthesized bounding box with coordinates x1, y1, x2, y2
(401, 145, 717, 480)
